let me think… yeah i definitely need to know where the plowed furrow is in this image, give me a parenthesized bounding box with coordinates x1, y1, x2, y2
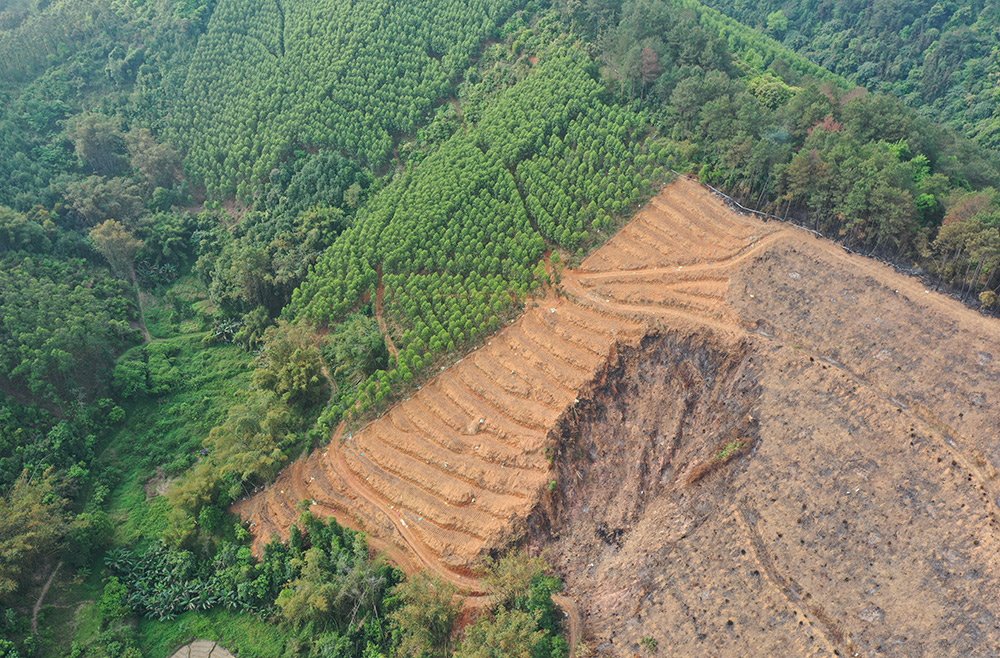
(248, 500, 282, 546)
(616, 221, 685, 260)
(576, 266, 728, 285)
(494, 332, 581, 394)
(588, 238, 654, 271)
(594, 285, 727, 317)
(343, 448, 495, 538)
(410, 382, 472, 433)
(658, 279, 729, 298)
(353, 434, 528, 515)
(365, 423, 537, 499)
(505, 325, 593, 379)
(628, 212, 696, 254)
(554, 298, 644, 340)
(263, 488, 303, 537)
(519, 306, 608, 368)
(404, 396, 540, 455)
(437, 377, 549, 437)
(561, 276, 736, 335)
(640, 203, 717, 249)
(576, 245, 624, 272)
(533, 307, 616, 356)
(655, 188, 756, 244)
(402, 510, 494, 570)
(609, 229, 674, 265)
(454, 367, 561, 428)
(465, 352, 564, 410)
(302, 455, 373, 524)
(576, 230, 787, 285)
(474, 342, 573, 403)
(403, 395, 532, 460)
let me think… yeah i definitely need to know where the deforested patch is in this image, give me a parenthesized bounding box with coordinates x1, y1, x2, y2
(526, 331, 760, 556)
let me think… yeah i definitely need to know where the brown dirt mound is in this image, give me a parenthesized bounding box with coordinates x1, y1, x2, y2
(234, 178, 1000, 655)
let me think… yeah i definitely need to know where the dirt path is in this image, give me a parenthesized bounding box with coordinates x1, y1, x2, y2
(552, 594, 582, 656)
(374, 266, 399, 358)
(168, 640, 234, 658)
(735, 504, 847, 656)
(31, 561, 62, 634)
(131, 270, 152, 343)
(331, 423, 483, 592)
(339, 420, 584, 651)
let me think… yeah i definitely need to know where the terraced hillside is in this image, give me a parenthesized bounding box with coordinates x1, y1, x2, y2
(232, 178, 760, 578)
(235, 177, 1000, 655)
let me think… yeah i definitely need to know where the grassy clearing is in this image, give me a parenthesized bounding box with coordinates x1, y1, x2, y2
(30, 277, 293, 657)
(100, 305, 252, 546)
(32, 570, 104, 658)
(138, 609, 288, 658)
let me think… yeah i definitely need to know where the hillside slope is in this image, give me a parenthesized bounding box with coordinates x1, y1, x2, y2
(237, 177, 999, 654)
(534, 190, 1000, 656)
(699, 0, 1000, 150)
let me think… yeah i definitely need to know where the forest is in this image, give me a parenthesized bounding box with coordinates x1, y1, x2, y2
(1, 0, 998, 656)
(698, 0, 1000, 150)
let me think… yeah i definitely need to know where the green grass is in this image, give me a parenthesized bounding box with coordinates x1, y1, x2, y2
(32, 569, 104, 658)
(714, 439, 750, 462)
(101, 330, 252, 546)
(33, 277, 281, 658)
(138, 610, 288, 658)
(97, 281, 293, 657)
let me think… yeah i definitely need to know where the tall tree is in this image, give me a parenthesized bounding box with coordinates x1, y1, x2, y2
(66, 113, 129, 177)
(89, 220, 148, 341)
(0, 471, 66, 598)
(390, 572, 461, 657)
(89, 220, 143, 282)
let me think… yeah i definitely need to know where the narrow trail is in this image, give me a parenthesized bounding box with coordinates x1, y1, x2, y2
(552, 594, 582, 656)
(31, 560, 62, 634)
(735, 505, 848, 657)
(131, 270, 152, 344)
(374, 266, 399, 358)
(574, 230, 791, 283)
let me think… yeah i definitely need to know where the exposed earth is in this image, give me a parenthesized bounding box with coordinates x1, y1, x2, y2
(235, 178, 1000, 656)
(168, 640, 234, 658)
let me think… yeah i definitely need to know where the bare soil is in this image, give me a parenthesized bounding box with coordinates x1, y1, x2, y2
(168, 640, 234, 658)
(235, 178, 1000, 656)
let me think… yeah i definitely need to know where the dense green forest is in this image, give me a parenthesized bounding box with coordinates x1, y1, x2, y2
(698, 0, 1000, 151)
(1, 0, 998, 656)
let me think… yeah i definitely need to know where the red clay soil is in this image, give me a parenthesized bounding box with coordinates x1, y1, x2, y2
(234, 178, 1000, 656)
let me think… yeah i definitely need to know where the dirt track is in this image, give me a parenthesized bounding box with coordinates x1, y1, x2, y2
(235, 178, 999, 655)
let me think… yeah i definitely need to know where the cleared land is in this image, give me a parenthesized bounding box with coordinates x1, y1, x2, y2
(236, 178, 1000, 655)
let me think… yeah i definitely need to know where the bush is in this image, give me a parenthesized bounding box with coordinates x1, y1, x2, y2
(67, 511, 114, 568)
(390, 573, 461, 658)
(99, 576, 129, 623)
(112, 354, 151, 398)
(252, 322, 328, 409)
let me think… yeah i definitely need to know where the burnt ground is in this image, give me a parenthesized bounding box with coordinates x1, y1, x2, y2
(529, 239, 999, 657)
